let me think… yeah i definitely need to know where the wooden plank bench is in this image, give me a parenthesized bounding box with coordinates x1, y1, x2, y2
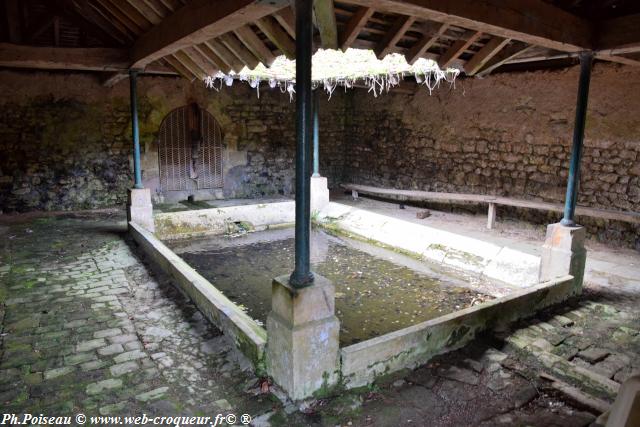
(342, 183, 640, 229)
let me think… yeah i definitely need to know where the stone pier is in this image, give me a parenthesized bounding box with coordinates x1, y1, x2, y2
(127, 188, 154, 233)
(310, 176, 330, 213)
(538, 222, 587, 295)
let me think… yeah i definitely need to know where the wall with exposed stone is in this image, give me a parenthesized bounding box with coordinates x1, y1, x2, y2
(0, 71, 348, 212)
(343, 64, 640, 246)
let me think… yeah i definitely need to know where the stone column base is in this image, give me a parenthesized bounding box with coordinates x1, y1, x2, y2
(538, 222, 586, 295)
(127, 188, 155, 233)
(310, 176, 330, 213)
(266, 274, 340, 401)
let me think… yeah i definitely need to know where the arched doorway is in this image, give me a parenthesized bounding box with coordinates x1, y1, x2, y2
(157, 103, 223, 192)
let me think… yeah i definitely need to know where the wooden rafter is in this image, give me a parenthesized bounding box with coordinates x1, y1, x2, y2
(194, 43, 232, 73)
(127, 0, 164, 25)
(596, 13, 640, 55)
(0, 43, 129, 71)
(476, 41, 533, 76)
(183, 46, 218, 76)
(255, 16, 296, 59)
(131, 0, 285, 69)
(464, 36, 510, 75)
(97, 0, 143, 35)
(72, 0, 132, 44)
(375, 15, 415, 59)
(405, 21, 448, 64)
(164, 54, 197, 81)
(341, 0, 591, 53)
(219, 33, 259, 69)
(314, 0, 338, 49)
(274, 8, 296, 39)
(109, 0, 153, 31)
(339, 6, 373, 51)
(438, 29, 481, 68)
(173, 50, 207, 80)
(205, 39, 244, 72)
(234, 26, 276, 66)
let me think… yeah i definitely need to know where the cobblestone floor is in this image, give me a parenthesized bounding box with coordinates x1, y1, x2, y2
(1, 210, 639, 426)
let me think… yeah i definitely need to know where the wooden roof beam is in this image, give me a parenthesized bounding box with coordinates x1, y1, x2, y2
(375, 15, 416, 59)
(205, 39, 245, 72)
(475, 41, 533, 76)
(194, 43, 233, 73)
(595, 14, 640, 55)
(341, 0, 592, 53)
(437, 29, 481, 69)
(406, 21, 448, 64)
(464, 36, 510, 75)
(219, 33, 260, 69)
(0, 43, 129, 71)
(131, 0, 286, 69)
(339, 7, 373, 51)
(255, 16, 296, 59)
(274, 7, 295, 39)
(314, 0, 338, 49)
(164, 54, 198, 81)
(234, 26, 276, 66)
(173, 50, 207, 80)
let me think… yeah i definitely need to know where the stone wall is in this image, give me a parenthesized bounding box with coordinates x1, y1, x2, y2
(343, 64, 640, 246)
(0, 71, 348, 212)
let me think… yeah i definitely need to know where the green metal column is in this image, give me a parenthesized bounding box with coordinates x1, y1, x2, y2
(561, 52, 593, 226)
(129, 69, 143, 189)
(290, 0, 314, 287)
(313, 91, 320, 177)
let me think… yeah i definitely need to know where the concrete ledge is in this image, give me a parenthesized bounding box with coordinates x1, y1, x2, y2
(340, 275, 574, 389)
(318, 202, 540, 287)
(129, 221, 267, 371)
(154, 201, 296, 240)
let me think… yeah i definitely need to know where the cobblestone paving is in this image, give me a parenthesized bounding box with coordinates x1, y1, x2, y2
(1, 211, 639, 426)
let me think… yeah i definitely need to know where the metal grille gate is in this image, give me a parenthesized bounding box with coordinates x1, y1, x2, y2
(158, 105, 223, 191)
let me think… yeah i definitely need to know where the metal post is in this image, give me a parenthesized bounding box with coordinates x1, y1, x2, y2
(130, 69, 143, 189)
(290, 0, 314, 287)
(561, 52, 593, 226)
(312, 91, 320, 177)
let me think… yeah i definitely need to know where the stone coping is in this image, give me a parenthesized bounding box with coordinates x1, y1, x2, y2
(154, 201, 296, 240)
(317, 202, 541, 287)
(340, 275, 575, 388)
(129, 221, 267, 372)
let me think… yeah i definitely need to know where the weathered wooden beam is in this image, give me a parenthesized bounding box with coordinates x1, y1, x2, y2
(437, 29, 481, 68)
(464, 36, 510, 75)
(274, 7, 296, 39)
(595, 13, 640, 55)
(97, 0, 143, 35)
(194, 43, 232, 73)
(127, 0, 164, 25)
(375, 15, 416, 59)
(313, 0, 338, 49)
(219, 33, 260, 69)
(341, 0, 592, 53)
(405, 21, 448, 64)
(183, 47, 218, 76)
(0, 43, 129, 71)
(109, 0, 153, 31)
(339, 6, 373, 51)
(476, 41, 533, 76)
(255, 16, 296, 59)
(71, 0, 132, 44)
(173, 50, 207, 80)
(164, 54, 197, 81)
(5, 0, 23, 43)
(234, 26, 276, 66)
(205, 39, 245, 72)
(595, 53, 640, 67)
(131, 0, 285, 69)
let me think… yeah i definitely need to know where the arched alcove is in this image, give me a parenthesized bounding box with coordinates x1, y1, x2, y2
(157, 103, 223, 192)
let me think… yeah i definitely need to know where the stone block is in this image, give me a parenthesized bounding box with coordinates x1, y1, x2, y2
(538, 223, 586, 294)
(127, 188, 154, 232)
(266, 274, 340, 401)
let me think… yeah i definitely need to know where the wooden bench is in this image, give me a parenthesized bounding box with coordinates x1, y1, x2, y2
(342, 183, 640, 229)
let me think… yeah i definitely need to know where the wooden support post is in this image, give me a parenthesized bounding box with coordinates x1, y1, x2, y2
(487, 202, 496, 229)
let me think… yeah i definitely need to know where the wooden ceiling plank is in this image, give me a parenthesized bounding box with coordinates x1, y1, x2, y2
(339, 6, 374, 51)
(164, 54, 197, 81)
(131, 0, 285, 69)
(375, 15, 416, 59)
(5, 0, 23, 43)
(437, 29, 481, 68)
(205, 39, 245, 72)
(464, 36, 510, 75)
(476, 41, 534, 76)
(219, 33, 260, 69)
(340, 0, 591, 53)
(127, 0, 164, 25)
(173, 50, 207, 80)
(314, 0, 338, 49)
(255, 16, 296, 59)
(234, 26, 276, 66)
(193, 43, 231, 73)
(0, 42, 129, 71)
(274, 7, 296, 39)
(405, 21, 448, 63)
